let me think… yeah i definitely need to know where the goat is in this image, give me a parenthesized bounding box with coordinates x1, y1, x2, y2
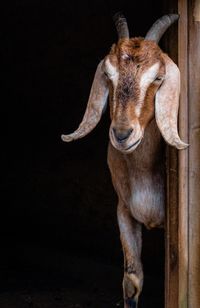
(61, 14, 188, 308)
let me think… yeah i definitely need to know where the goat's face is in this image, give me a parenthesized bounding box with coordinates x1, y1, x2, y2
(104, 38, 165, 153)
(62, 14, 188, 151)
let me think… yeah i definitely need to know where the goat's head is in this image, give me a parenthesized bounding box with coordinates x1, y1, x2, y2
(62, 14, 188, 153)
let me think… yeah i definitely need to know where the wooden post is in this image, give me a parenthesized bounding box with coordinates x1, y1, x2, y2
(165, 0, 200, 307)
(178, 1, 189, 308)
(163, 2, 179, 308)
(188, 0, 200, 307)
(178, 0, 200, 307)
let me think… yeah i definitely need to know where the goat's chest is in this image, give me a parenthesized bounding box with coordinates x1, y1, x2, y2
(127, 163, 165, 228)
(107, 120, 166, 228)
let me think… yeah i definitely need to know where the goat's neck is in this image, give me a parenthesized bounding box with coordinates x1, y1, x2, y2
(124, 119, 165, 170)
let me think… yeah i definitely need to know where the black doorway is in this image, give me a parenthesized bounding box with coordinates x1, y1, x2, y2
(2, 1, 166, 307)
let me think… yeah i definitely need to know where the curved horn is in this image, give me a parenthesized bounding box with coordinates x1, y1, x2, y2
(61, 60, 109, 142)
(113, 12, 129, 39)
(145, 14, 179, 43)
(155, 54, 188, 150)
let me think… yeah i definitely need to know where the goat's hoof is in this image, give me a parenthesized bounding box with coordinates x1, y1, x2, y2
(125, 297, 137, 308)
(123, 272, 142, 308)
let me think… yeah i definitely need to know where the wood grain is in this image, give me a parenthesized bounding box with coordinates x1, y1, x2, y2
(164, 1, 200, 307)
(162, 1, 179, 307)
(188, 0, 200, 307)
(178, 1, 189, 307)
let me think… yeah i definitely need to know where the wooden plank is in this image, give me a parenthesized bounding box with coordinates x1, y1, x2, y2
(164, 1, 200, 307)
(165, 147, 179, 308)
(162, 2, 179, 307)
(163, 1, 190, 307)
(188, 0, 200, 307)
(178, 1, 189, 307)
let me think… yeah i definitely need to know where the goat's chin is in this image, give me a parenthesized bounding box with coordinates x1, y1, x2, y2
(112, 139, 142, 154)
(109, 134, 143, 154)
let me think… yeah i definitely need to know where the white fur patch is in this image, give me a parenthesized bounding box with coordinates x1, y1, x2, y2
(136, 63, 160, 117)
(140, 62, 160, 88)
(104, 58, 119, 112)
(104, 58, 119, 87)
(135, 104, 142, 117)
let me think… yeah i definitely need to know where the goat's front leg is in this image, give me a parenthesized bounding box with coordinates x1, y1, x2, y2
(117, 200, 143, 308)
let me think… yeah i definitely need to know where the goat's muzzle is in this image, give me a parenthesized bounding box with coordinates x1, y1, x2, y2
(110, 123, 143, 153)
(112, 127, 133, 143)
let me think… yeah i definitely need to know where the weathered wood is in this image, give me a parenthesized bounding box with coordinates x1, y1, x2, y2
(165, 147, 179, 308)
(162, 2, 179, 307)
(164, 1, 200, 307)
(188, 1, 200, 307)
(178, 1, 189, 307)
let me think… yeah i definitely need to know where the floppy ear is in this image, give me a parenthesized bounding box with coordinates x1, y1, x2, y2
(61, 60, 109, 142)
(155, 54, 188, 149)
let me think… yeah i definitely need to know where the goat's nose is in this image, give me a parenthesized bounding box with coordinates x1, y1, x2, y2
(113, 128, 133, 143)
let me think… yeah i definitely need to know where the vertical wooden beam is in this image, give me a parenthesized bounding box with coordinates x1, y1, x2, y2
(162, 2, 179, 308)
(188, 1, 200, 307)
(178, 1, 189, 307)
(165, 1, 200, 307)
(165, 146, 179, 308)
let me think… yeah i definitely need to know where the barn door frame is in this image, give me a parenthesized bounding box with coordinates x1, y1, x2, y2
(165, 0, 200, 307)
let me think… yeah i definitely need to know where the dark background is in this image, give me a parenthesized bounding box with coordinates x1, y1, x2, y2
(1, 0, 171, 307)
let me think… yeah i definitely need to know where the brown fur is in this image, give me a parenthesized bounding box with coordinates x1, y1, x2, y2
(106, 39, 166, 307)
(108, 38, 165, 129)
(62, 36, 185, 308)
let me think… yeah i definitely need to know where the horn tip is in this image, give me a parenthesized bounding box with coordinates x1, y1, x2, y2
(167, 13, 180, 22)
(113, 11, 125, 23)
(113, 11, 129, 39)
(61, 134, 74, 142)
(175, 141, 189, 150)
(168, 13, 180, 18)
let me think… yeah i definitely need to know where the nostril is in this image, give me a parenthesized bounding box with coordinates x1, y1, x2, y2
(113, 128, 133, 142)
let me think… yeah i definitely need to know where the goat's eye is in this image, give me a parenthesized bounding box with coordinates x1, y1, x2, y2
(104, 71, 109, 78)
(121, 53, 132, 61)
(155, 76, 163, 81)
(154, 76, 164, 83)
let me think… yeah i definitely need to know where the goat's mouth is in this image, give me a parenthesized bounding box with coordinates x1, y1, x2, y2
(113, 138, 142, 153)
(109, 127, 142, 153)
(124, 138, 141, 151)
